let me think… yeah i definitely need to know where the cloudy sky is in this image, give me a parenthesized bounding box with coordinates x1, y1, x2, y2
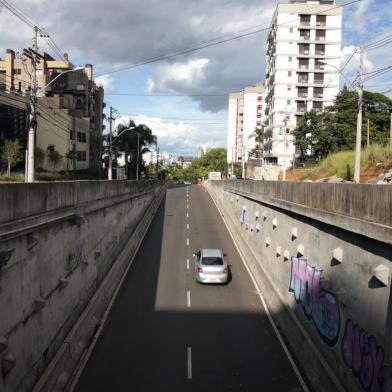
(0, 0, 391, 156)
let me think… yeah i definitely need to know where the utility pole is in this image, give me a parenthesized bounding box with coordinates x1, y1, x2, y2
(354, 45, 364, 183)
(367, 118, 370, 148)
(390, 112, 392, 150)
(282, 117, 288, 181)
(231, 146, 234, 176)
(26, 26, 38, 183)
(107, 106, 114, 180)
(156, 147, 160, 180)
(136, 133, 140, 180)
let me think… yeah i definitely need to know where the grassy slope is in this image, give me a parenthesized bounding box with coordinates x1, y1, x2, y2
(287, 144, 392, 181)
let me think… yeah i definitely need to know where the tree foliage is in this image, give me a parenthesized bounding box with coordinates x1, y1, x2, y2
(169, 148, 227, 182)
(113, 120, 156, 179)
(293, 89, 392, 162)
(1, 139, 23, 176)
(248, 126, 264, 161)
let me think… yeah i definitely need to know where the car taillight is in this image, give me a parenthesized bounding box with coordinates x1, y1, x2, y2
(223, 268, 228, 274)
(197, 267, 203, 273)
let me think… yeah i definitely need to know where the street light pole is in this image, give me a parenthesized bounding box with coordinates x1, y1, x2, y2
(26, 26, 38, 183)
(354, 45, 364, 183)
(136, 133, 140, 181)
(108, 106, 114, 180)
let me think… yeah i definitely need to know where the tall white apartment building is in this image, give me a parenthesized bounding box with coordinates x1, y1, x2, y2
(264, 0, 342, 167)
(227, 82, 265, 166)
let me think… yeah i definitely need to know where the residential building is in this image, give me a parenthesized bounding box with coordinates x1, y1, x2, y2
(177, 156, 193, 169)
(264, 0, 342, 167)
(0, 49, 105, 172)
(197, 146, 204, 158)
(227, 82, 265, 166)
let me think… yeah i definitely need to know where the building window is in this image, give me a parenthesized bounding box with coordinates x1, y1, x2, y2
(287, 85, 292, 91)
(257, 96, 262, 101)
(76, 151, 87, 161)
(314, 87, 323, 98)
(299, 29, 311, 40)
(314, 73, 324, 85)
(316, 30, 326, 41)
(77, 132, 87, 143)
(298, 72, 308, 84)
(288, 56, 292, 62)
(298, 86, 308, 98)
(298, 43, 310, 55)
(287, 100, 291, 105)
(13, 69, 22, 75)
(316, 15, 326, 26)
(315, 44, 325, 55)
(300, 14, 311, 26)
(289, 27, 294, 33)
(299, 58, 309, 69)
(313, 101, 323, 112)
(288, 71, 292, 77)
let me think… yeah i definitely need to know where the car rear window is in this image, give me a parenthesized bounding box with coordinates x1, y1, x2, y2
(202, 257, 224, 266)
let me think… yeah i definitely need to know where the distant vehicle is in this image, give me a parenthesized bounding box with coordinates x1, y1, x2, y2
(208, 171, 221, 181)
(229, 174, 237, 180)
(193, 248, 229, 284)
(183, 181, 192, 185)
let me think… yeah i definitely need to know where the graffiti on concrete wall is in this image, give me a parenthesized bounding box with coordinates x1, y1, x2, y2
(341, 319, 389, 392)
(289, 257, 340, 346)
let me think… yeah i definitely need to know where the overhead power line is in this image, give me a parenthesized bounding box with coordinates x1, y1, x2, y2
(95, 0, 363, 78)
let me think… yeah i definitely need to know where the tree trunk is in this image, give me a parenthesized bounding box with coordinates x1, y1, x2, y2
(7, 161, 11, 177)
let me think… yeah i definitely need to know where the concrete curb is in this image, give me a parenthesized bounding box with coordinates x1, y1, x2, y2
(32, 183, 168, 392)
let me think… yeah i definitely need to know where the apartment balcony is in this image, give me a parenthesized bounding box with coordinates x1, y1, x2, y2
(314, 79, 324, 85)
(298, 64, 309, 70)
(314, 64, 325, 71)
(298, 79, 309, 85)
(316, 22, 326, 27)
(296, 104, 307, 113)
(299, 50, 310, 56)
(313, 107, 323, 113)
(298, 92, 308, 98)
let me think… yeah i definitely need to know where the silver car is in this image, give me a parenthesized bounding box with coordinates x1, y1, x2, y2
(194, 248, 229, 284)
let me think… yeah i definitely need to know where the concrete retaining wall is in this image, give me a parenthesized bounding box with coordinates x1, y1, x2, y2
(0, 180, 165, 392)
(208, 180, 392, 392)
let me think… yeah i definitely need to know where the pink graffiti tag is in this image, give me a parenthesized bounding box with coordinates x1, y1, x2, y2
(341, 319, 388, 392)
(289, 257, 340, 345)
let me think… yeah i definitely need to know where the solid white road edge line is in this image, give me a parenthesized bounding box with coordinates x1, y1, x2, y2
(187, 347, 192, 380)
(187, 290, 191, 308)
(208, 189, 310, 392)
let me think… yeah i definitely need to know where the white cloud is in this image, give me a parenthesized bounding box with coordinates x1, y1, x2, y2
(95, 74, 114, 91)
(345, 0, 374, 32)
(113, 114, 225, 156)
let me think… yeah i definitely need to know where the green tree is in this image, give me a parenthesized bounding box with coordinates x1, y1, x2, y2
(248, 126, 264, 161)
(1, 139, 23, 176)
(114, 120, 157, 179)
(293, 89, 392, 163)
(47, 148, 63, 169)
(35, 147, 45, 170)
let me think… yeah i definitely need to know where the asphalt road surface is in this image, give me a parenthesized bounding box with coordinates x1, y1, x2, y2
(74, 184, 304, 392)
